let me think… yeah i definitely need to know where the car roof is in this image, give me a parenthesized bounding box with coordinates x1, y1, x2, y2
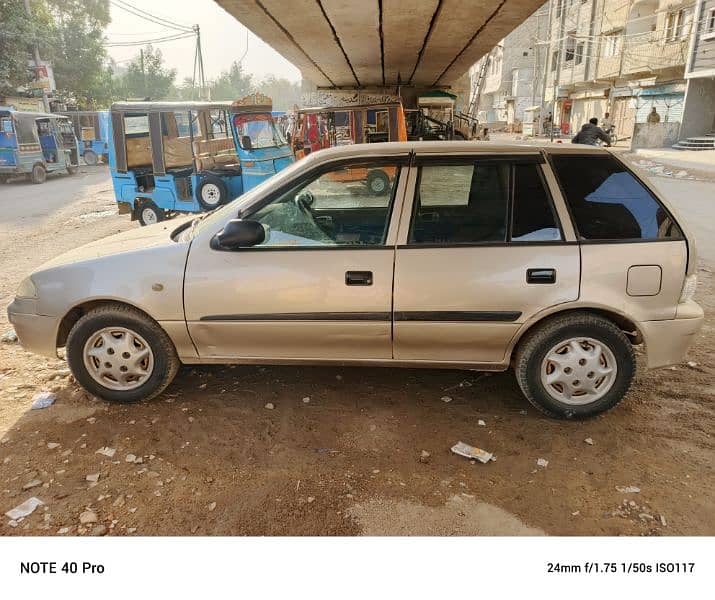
(302, 140, 611, 158)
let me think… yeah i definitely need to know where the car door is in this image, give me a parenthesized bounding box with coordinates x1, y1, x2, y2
(183, 155, 408, 360)
(393, 152, 581, 365)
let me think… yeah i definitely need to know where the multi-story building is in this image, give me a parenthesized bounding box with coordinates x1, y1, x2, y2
(468, 5, 549, 131)
(676, 0, 715, 148)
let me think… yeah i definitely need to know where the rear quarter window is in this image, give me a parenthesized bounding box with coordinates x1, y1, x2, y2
(550, 154, 682, 241)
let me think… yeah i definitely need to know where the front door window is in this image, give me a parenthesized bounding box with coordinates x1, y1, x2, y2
(246, 162, 401, 247)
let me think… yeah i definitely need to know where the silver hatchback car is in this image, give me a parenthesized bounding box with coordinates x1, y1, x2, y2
(8, 142, 703, 418)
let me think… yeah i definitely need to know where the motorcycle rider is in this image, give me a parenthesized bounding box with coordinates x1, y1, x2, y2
(572, 117, 611, 146)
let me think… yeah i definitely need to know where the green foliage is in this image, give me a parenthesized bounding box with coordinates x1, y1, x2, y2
(209, 61, 253, 101)
(256, 75, 301, 111)
(118, 45, 177, 100)
(0, 0, 48, 94)
(42, 0, 111, 106)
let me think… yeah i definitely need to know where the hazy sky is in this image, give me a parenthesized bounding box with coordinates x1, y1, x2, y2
(105, 0, 301, 83)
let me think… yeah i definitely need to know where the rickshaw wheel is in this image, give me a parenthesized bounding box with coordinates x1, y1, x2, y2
(138, 202, 165, 226)
(366, 170, 389, 196)
(30, 164, 47, 184)
(196, 175, 228, 210)
(84, 150, 98, 166)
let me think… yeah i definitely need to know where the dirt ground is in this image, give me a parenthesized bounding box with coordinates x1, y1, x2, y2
(0, 165, 713, 536)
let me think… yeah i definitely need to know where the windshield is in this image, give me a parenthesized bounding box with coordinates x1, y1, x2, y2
(233, 113, 286, 149)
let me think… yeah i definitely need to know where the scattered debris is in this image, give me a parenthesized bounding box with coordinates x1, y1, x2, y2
(1, 329, 18, 343)
(536, 458, 549, 468)
(660, 515, 667, 527)
(30, 391, 56, 410)
(687, 361, 698, 368)
(420, 450, 431, 464)
(639, 512, 654, 521)
(79, 510, 98, 525)
(208, 502, 217, 512)
(57, 527, 70, 535)
(85, 473, 100, 483)
(95, 447, 116, 458)
(47, 442, 60, 450)
(22, 479, 42, 490)
(5, 497, 44, 520)
(615, 485, 641, 494)
(125, 454, 137, 463)
(314, 448, 338, 454)
(112, 495, 125, 508)
(127, 527, 137, 534)
(86, 417, 96, 424)
(478, 419, 486, 427)
(571, 510, 581, 516)
(307, 496, 315, 503)
(264, 402, 275, 410)
(91, 524, 108, 536)
(584, 438, 594, 445)
(441, 396, 453, 403)
(335, 375, 343, 381)
(451, 441, 493, 464)
(302, 396, 311, 404)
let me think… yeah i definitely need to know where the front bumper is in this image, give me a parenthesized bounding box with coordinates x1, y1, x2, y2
(7, 298, 60, 359)
(639, 300, 704, 368)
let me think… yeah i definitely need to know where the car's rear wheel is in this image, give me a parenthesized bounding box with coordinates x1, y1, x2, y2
(66, 304, 179, 403)
(514, 312, 635, 419)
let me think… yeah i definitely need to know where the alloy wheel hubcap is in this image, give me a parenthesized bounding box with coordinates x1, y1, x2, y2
(202, 183, 220, 206)
(371, 178, 386, 192)
(83, 327, 154, 391)
(540, 337, 617, 405)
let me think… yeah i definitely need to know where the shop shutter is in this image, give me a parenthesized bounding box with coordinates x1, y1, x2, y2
(635, 94, 685, 123)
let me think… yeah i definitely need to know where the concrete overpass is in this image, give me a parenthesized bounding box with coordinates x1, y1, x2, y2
(214, 0, 544, 90)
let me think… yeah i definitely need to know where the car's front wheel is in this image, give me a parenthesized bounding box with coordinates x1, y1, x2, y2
(66, 304, 179, 403)
(514, 312, 635, 419)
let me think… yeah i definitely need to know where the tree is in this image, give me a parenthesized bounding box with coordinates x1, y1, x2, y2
(119, 45, 176, 100)
(256, 75, 301, 111)
(209, 61, 252, 101)
(42, 0, 111, 106)
(0, 0, 51, 94)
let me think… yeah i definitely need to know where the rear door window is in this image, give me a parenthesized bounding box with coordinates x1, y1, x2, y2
(550, 154, 682, 240)
(511, 163, 561, 242)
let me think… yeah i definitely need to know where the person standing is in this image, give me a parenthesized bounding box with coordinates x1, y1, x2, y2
(647, 106, 661, 124)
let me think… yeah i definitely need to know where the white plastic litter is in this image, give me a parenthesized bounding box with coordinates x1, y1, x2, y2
(5, 497, 44, 520)
(95, 447, 116, 458)
(451, 441, 493, 464)
(536, 458, 549, 468)
(616, 485, 640, 493)
(31, 391, 56, 410)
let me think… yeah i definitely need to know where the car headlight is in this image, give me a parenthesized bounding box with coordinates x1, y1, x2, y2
(679, 274, 697, 303)
(16, 276, 37, 299)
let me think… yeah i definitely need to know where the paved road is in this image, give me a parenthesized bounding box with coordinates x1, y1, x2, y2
(649, 177, 715, 265)
(0, 166, 111, 227)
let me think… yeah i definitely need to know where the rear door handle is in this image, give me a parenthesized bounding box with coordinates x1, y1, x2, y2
(527, 268, 556, 284)
(345, 271, 373, 286)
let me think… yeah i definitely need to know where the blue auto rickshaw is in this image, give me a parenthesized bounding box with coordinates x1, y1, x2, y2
(61, 110, 110, 166)
(0, 107, 80, 184)
(108, 95, 294, 225)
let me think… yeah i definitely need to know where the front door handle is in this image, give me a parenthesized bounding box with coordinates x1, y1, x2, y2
(345, 271, 373, 286)
(527, 268, 556, 284)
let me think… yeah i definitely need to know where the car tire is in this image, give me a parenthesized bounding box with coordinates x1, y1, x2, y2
(66, 304, 180, 403)
(138, 202, 165, 226)
(366, 170, 389, 196)
(514, 312, 635, 419)
(196, 174, 228, 210)
(31, 164, 46, 184)
(84, 149, 98, 166)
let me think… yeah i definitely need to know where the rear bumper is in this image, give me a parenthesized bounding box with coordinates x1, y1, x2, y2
(639, 301, 704, 368)
(7, 299, 59, 359)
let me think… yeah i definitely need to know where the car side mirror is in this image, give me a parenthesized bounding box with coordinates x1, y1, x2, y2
(241, 135, 253, 150)
(211, 219, 265, 250)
